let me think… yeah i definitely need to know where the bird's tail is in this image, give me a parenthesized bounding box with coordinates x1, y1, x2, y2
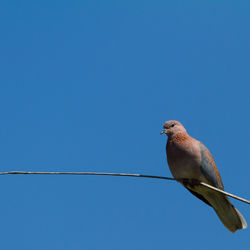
(211, 194, 247, 233)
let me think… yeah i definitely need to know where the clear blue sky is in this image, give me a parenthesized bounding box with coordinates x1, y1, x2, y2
(0, 1, 249, 249)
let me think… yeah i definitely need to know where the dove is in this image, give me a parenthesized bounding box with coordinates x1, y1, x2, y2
(161, 120, 247, 232)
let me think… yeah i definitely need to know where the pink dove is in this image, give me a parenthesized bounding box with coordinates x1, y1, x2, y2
(161, 120, 247, 233)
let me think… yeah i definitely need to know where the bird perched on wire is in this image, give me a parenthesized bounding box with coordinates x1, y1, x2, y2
(161, 120, 247, 233)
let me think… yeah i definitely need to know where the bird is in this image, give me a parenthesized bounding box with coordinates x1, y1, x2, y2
(161, 120, 247, 233)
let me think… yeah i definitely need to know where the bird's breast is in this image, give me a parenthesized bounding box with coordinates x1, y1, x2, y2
(166, 137, 204, 181)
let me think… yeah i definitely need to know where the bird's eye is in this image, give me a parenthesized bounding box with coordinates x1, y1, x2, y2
(171, 124, 175, 127)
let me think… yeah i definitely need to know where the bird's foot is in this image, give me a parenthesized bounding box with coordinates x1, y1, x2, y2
(181, 178, 200, 188)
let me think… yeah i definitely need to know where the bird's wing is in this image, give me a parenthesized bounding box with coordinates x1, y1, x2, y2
(183, 142, 224, 207)
(199, 143, 224, 189)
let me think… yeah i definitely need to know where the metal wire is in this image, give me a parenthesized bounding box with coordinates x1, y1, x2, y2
(0, 171, 249, 205)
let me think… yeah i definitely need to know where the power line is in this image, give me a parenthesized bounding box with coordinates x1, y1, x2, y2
(0, 171, 249, 205)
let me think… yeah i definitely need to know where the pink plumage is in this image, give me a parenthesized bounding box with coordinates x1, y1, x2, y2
(162, 120, 247, 233)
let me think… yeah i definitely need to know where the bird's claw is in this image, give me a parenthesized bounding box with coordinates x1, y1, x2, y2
(181, 178, 200, 188)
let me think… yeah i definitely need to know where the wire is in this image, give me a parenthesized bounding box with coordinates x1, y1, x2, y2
(0, 171, 249, 205)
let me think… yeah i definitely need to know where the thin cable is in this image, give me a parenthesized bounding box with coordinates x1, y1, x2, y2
(0, 171, 249, 205)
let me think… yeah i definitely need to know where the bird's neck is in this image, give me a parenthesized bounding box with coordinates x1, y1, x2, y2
(168, 132, 190, 144)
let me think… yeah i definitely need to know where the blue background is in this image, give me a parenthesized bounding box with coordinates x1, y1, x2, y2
(0, 1, 249, 249)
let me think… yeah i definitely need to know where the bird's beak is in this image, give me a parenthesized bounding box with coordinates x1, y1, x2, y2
(160, 129, 167, 135)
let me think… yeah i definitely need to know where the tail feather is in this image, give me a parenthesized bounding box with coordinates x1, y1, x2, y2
(189, 185, 247, 232)
(208, 193, 247, 233)
(234, 207, 247, 230)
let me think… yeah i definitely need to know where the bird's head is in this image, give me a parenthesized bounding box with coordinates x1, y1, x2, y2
(161, 120, 187, 137)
